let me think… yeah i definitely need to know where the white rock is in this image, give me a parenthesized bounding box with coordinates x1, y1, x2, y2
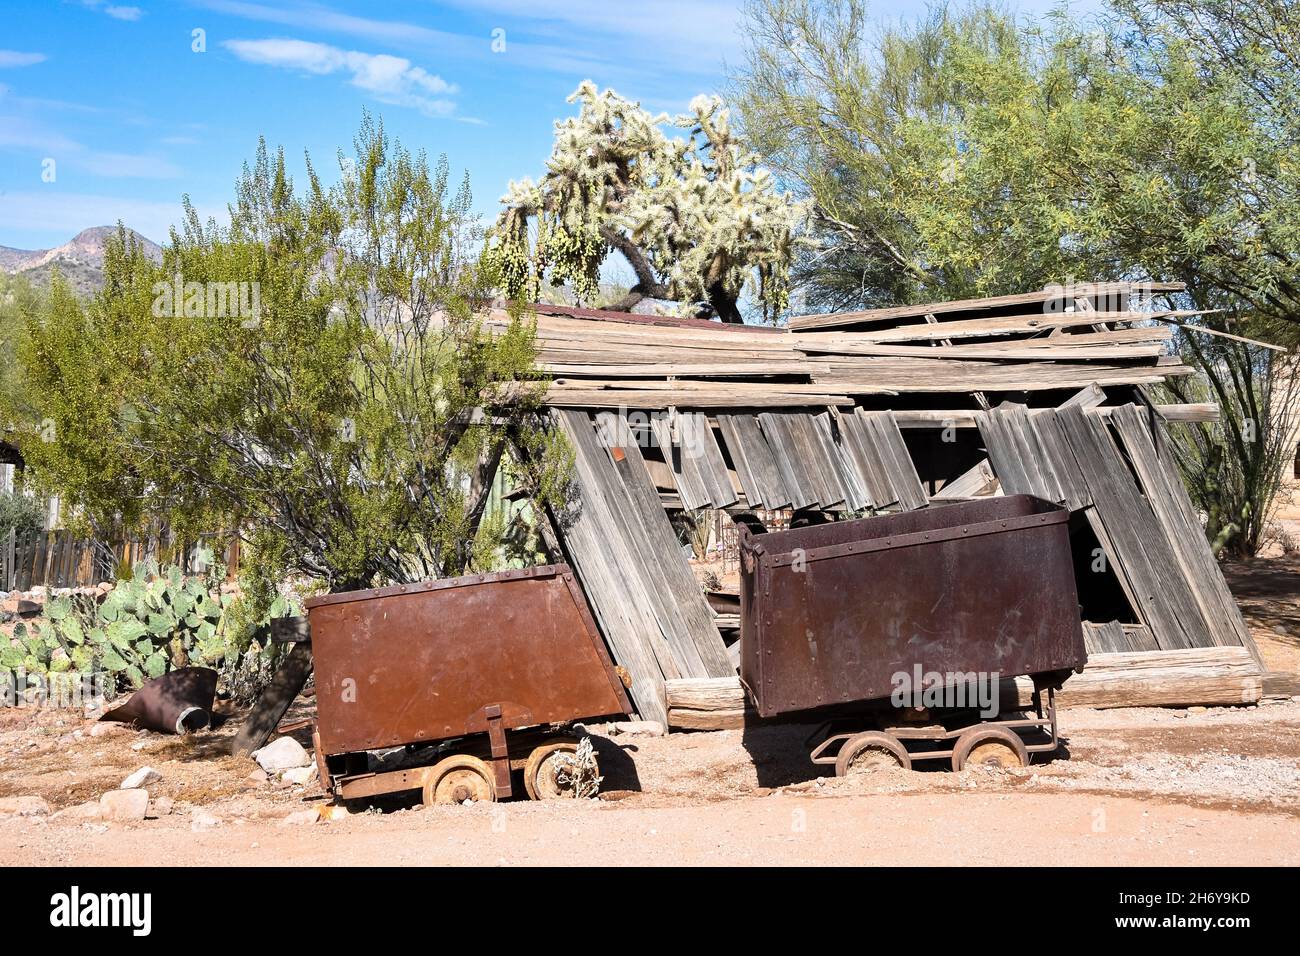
(190, 809, 221, 831)
(99, 789, 149, 822)
(120, 766, 161, 790)
(609, 720, 665, 737)
(55, 801, 102, 821)
(251, 736, 311, 772)
(0, 795, 51, 818)
(280, 809, 320, 826)
(282, 765, 318, 786)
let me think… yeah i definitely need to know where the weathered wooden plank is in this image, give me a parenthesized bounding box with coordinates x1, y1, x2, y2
(597, 412, 734, 678)
(1081, 620, 1159, 654)
(757, 413, 821, 510)
(817, 412, 872, 511)
(717, 414, 791, 509)
(665, 646, 1261, 727)
(552, 410, 671, 723)
(1056, 405, 1215, 651)
(975, 411, 1033, 497)
(787, 283, 1187, 329)
(1030, 410, 1091, 510)
(932, 458, 998, 499)
(786, 412, 846, 508)
(858, 411, 927, 510)
(1110, 405, 1263, 666)
(575, 415, 688, 679)
(716, 415, 763, 508)
(678, 413, 737, 508)
(1006, 646, 1262, 709)
(837, 412, 891, 508)
(648, 414, 710, 511)
(894, 403, 1220, 428)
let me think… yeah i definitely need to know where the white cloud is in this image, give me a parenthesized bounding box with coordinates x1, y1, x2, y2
(80, 1, 143, 21)
(201, 1, 468, 51)
(0, 116, 181, 179)
(202, 0, 739, 99)
(224, 38, 459, 117)
(0, 51, 47, 68)
(441, 0, 744, 76)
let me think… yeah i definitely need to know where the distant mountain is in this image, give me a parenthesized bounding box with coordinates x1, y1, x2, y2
(0, 226, 163, 296)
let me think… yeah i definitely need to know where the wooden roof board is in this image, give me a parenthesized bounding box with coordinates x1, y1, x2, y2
(788, 282, 1185, 331)
(837, 412, 896, 508)
(593, 411, 733, 676)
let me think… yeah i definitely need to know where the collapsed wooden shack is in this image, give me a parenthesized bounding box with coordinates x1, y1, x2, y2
(485, 283, 1266, 726)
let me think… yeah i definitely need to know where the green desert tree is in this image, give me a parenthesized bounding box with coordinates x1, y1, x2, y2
(732, 0, 1098, 311)
(734, 0, 1300, 555)
(15, 115, 568, 597)
(488, 81, 802, 323)
(0, 272, 41, 428)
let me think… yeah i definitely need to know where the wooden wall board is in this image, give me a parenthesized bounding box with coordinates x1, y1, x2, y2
(757, 413, 822, 510)
(855, 410, 928, 511)
(553, 410, 674, 722)
(1110, 405, 1263, 665)
(717, 414, 791, 509)
(1055, 405, 1215, 651)
(595, 412, 734, 677)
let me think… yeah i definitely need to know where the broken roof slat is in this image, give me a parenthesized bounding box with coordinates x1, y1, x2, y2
(787, 282, 1187, 331)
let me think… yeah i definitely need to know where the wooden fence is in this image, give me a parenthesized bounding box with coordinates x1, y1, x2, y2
(1, 531, 239, 592)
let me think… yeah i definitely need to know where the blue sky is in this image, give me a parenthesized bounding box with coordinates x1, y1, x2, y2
(0, 0, 1097, 251)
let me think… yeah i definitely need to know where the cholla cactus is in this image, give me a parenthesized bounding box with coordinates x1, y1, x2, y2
(487, 82, 804, 323)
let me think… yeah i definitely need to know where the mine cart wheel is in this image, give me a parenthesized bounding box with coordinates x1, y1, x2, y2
(524, 737, 592, 800)
(423, 755, 497, 806)
(834, 732, 912, 778)
(951, 727, 1029, 772)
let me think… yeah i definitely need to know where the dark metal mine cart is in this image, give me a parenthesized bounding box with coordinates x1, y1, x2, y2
(306, 564, 632, 805)
(737, 495, 1088, 774)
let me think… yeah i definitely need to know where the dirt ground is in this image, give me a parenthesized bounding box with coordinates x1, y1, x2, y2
(2, 560, 1298, 867)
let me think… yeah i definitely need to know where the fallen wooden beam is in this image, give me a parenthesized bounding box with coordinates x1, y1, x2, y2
(662, 646, 1263, 729)
(664, 677, 756, 730)
(932, 459, 998, 499)
(1006, 647, 1263, 709)
(1261, 671, 1300, 700)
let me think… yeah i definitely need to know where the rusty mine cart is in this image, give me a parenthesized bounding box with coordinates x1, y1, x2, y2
(738, 495, 1088, 776)
(306, 564, 631, 806)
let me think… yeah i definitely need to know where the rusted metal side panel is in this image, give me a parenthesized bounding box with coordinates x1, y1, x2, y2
(739, 496, 1086, 718)
(307, 564, 631, 756)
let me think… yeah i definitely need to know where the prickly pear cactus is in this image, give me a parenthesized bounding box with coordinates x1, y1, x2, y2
(4, 546, 300, 691)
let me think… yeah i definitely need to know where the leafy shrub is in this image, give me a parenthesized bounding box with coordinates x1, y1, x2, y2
(0, 491, 43, 538)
